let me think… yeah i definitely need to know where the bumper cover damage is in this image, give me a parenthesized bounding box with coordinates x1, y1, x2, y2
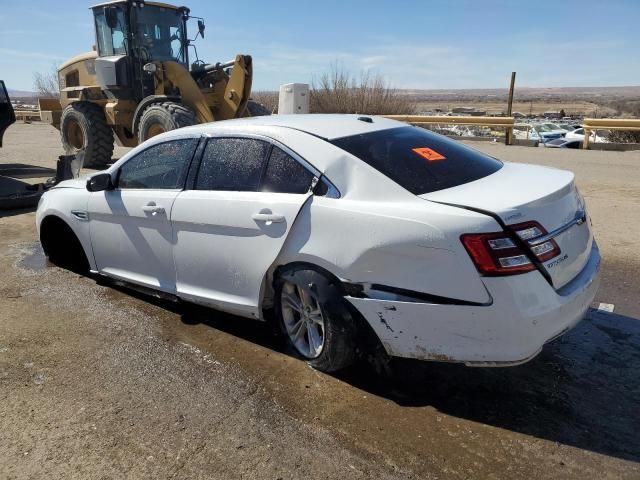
(346, 243, 601, 366)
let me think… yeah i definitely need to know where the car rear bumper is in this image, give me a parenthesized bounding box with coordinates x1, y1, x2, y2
(346, 242, 601, 366)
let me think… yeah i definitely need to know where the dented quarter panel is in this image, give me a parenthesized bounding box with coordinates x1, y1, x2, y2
(275, 196, 497, 304)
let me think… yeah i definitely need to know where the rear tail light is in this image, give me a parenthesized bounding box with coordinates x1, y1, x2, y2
(461, 221, 560, 276)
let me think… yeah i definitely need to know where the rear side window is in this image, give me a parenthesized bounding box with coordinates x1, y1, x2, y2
(118, 138, 197, 189)
(331, 126, 503, 195)
(261, 146, 315, 194)
(196, 138, 269, 191)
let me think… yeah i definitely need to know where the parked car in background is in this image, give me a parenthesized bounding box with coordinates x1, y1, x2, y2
(514, 124, 564, 143)
(558, 123, 580, 132)
(536, 124, 566, 142)
(566, 127, 608, 143)
(544, 138, 583, 149)
(36, 115, 600, 372)
(541, 123, 568, 137)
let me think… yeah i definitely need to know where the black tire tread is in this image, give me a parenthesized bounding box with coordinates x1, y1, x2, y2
(137, 101, 197, 143)
(60, 102, 114, 169)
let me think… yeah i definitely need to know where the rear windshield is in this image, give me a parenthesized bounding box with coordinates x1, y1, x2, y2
(331, 126, 503, 195)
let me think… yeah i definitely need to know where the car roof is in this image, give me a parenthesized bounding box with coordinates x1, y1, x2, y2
(180, 114, 406, 140)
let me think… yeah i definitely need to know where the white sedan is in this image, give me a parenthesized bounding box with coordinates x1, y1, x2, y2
(36, 115, 601, 371)
(565, 127, 608, 143)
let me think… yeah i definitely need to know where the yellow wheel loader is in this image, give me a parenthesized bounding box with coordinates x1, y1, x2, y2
(42, 0, 268, 168)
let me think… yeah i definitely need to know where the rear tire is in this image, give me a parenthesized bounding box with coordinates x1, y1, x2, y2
(60, 102, 114, 169)
(274, 267, 357, 372)
(137, 102, 196, 144)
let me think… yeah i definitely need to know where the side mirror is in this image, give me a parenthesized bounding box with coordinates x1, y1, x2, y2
(198, 20, 205, 38)
(87, 173, 113, 192)
(105, 6, 119, 29)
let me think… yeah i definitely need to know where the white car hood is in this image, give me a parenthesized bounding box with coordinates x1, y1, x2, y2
(52, 177, 90, 190)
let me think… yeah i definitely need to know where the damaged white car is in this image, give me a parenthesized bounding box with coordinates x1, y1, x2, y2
(36, 115, 600, 371)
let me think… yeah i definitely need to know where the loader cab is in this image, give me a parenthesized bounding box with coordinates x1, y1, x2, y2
(92, 1, 190, 100)
(0, 81, 16, 148)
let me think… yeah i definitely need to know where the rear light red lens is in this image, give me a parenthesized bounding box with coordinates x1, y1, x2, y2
(512, 221, 561, 262)
(461, 221, 560, 276)
(461, 232, 535, 275)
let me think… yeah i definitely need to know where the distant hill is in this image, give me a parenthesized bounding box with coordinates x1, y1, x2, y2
(402, 86, 640, 117)
(402, 86, 640, 101)
(7, 89, 37, 98)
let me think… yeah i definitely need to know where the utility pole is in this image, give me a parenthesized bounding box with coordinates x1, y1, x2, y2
(505, 71, 516, 145)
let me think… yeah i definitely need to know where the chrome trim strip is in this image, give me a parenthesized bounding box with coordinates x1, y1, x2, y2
(527, 210, 586, 246)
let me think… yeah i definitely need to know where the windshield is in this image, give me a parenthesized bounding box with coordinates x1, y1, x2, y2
(134, 5, 187, 65)
(331, 126, 503, 195)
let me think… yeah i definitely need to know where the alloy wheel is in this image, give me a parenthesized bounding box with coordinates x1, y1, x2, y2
(280, 281, 326, 359)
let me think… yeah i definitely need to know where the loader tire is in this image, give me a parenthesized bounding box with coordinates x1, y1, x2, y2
(137, 102, 197, 144)
(246, 100, 271, 116)
(60, 102, 114, 169)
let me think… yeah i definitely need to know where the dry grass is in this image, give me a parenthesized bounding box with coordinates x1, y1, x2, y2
(249, 91, 278, 114)
(310, 65, 416, 115)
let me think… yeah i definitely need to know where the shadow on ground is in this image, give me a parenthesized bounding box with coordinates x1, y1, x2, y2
(0, 177, 43, 213)
(152, 288, 640, 464)
(20, 244, 640, 464)
(0, 163, 55, 179)
(336, 310, 640, 463)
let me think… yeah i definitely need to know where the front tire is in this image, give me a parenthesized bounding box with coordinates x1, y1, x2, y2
(274, 267, 357, 372)
(60, 102, 114, 169)
(137, 102, 196, 144)
(40, 216, 89, 274)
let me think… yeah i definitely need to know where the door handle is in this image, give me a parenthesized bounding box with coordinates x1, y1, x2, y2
(252, 213, 285, 223)
(142, 203, 165, 215)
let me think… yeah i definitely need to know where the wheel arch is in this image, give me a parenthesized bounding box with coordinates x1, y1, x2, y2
(39, 213, 94, 272)
(132, 95, 181, 135)
(262, 258, 387, 362)
(260, 259, 346, 317)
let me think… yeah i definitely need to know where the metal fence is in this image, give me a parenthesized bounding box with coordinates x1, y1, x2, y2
(582, 118, 640, 149)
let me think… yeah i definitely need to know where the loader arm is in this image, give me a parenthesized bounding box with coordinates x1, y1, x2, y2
(161, 61, 215, 124)
(217, 54, 253, 120)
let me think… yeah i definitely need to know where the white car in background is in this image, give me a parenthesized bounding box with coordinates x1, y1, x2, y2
(36, 115, 600, 372)
(566, 127, 608, 143)
(541, 123, 568, 137)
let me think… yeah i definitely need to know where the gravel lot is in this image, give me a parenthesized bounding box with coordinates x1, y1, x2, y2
(1, 123, 639, 479)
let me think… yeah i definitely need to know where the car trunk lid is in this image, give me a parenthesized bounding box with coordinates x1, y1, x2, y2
(422, 162, 593, 289)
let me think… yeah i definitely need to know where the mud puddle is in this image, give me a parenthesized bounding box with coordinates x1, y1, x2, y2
(18, 243, 50, 271)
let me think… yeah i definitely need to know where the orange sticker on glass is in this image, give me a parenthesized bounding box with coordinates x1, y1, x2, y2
(412, 147, 446, 161)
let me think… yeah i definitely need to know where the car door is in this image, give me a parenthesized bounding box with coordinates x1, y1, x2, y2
(171, 136, 316, 318)
(0, 81, 16, 148)
(88, 137, 199, 291)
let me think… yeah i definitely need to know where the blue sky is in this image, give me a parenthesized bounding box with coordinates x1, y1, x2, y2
(1, 0, 638, 92)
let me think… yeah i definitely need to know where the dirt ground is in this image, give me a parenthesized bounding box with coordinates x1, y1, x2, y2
(1, 123, 639, 479)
